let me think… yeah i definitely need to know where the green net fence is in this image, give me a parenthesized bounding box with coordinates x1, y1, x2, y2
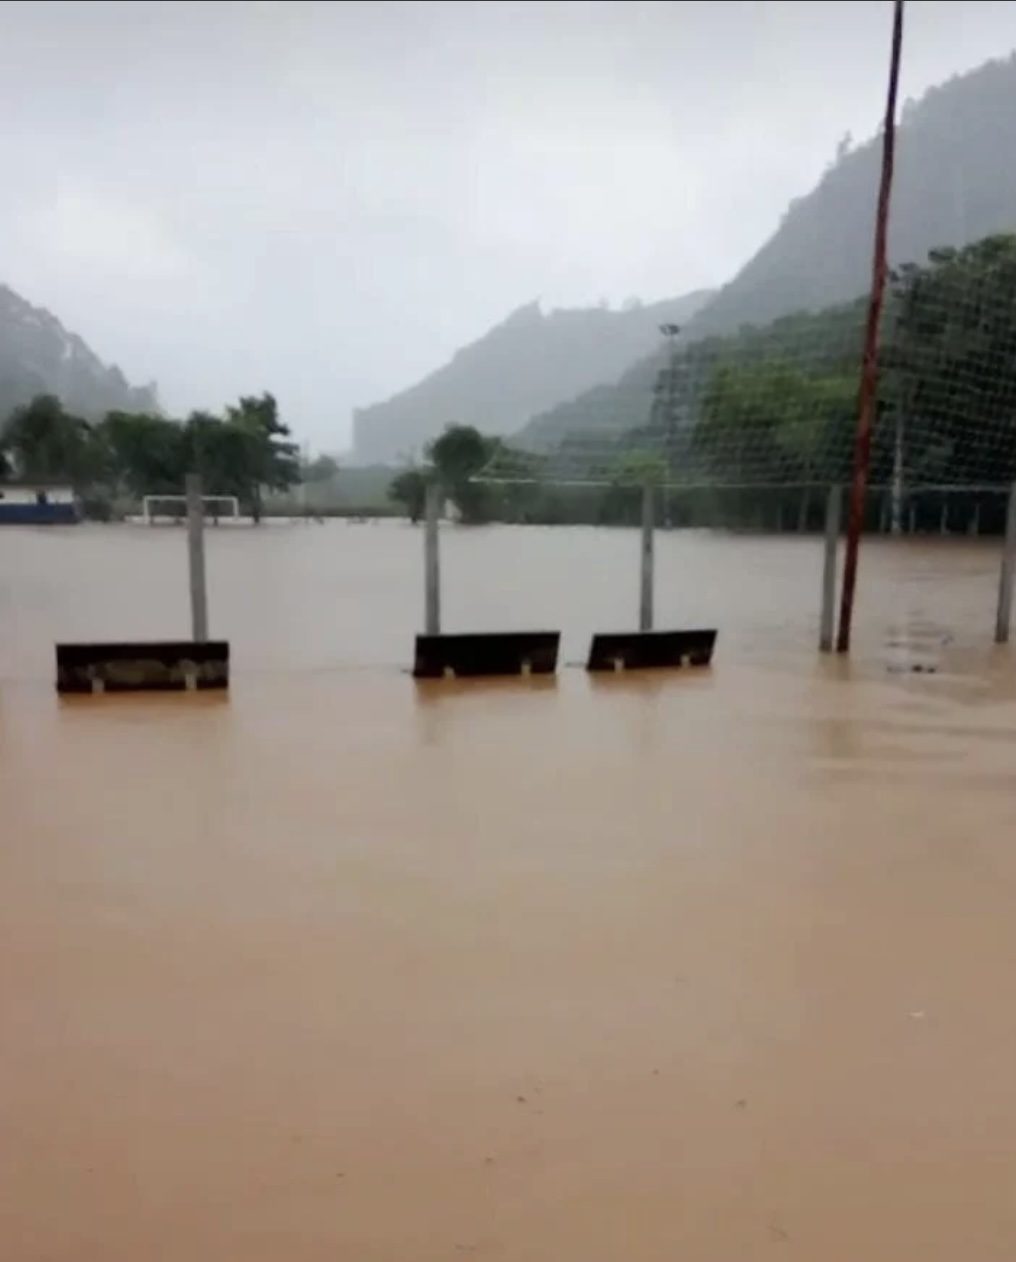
(476, 234, 1016, 534)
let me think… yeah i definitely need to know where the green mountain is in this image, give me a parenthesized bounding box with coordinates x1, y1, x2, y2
(518, 53, 1016, 451)
(0, 283, 157, 422)
(350, 291, 711, 464)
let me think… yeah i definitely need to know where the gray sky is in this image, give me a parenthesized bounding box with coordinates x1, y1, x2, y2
(2, 0, 1016, 450)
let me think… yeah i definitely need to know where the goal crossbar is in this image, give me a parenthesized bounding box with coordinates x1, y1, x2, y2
(142, 495, 240, 523)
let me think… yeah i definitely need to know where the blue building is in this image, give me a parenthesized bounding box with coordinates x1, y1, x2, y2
(0, 481, 80, 524)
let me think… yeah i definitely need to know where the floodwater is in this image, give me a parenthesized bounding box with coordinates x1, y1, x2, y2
(4, 521, 1016, 1260)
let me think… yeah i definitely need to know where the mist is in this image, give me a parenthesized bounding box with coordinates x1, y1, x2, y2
(2, 0, 1016, 448)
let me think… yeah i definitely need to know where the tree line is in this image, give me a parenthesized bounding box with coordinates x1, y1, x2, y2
(687, 234, 1016, 494)
(0, 392, 299, 520)
(11, 234, 1009, 533)
(394, 235, 1016, 534)
(387, 423, 683, 528)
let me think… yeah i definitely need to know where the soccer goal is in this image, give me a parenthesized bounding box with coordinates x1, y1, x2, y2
(141, 495, 241, 524)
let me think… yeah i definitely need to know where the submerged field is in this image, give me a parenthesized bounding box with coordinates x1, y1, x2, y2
(4, 523, 1016, 1260)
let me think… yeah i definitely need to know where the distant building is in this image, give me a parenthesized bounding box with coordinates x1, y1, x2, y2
(0, 481, 79, 524)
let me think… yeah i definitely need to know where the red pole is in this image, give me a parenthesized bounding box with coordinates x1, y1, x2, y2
(836, 0, 905, 653)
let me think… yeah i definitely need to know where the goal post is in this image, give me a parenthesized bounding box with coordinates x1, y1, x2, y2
(141, 495, 240, 524)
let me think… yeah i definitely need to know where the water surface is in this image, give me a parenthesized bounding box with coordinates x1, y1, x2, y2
(3, 523, 1016, 1261)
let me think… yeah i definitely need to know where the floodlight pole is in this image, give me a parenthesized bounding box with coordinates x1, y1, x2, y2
(836, 0, 904, 653)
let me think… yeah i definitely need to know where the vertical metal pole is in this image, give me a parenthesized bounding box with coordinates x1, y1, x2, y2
(424, 480, 441, 635)
(836, 0, 904, 653)
(820, 485, 841, 652)
(185, 472, 208, 642)
(639, 482, 654, 632)
(995, 481, 1016, 644)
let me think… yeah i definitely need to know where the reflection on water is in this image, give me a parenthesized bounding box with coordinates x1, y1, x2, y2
(4, 524, 1016, 1260)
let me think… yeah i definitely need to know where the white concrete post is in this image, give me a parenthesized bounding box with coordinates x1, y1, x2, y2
(185, 472, 208, 642)
(424, 480, 441, 635)
(995, 481, 1016, 644)
(819, 484, 841, 653)
(639, 482, 654, 633)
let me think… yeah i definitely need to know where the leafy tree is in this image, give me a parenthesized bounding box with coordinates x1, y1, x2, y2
(695, 360, 856, 484)
(101, 411, 187, 495)
(611, 449, 668, 485)
(225, 392, 299, 521)
(427, 424, 494, 522)
(884, 234, 1016, 485)
(182, 411, 260, 504)
(2, 394, 104, 487)
(301, 453, 339, 482)
(587, 449, 666, 525)
(388, 467, 428, 523)
(683, 235, 1016, 499)
(102, 409, 263, 506)
(3, 389, 311, 522)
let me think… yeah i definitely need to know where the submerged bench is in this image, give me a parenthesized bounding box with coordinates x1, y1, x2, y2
(56, 641, 230, 694)
(413, 631, 560, 679)
(586, 629, 717, 672)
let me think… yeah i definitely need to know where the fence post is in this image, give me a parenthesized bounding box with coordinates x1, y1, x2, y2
(995, 481, 1016, 644)
(891, 412, 905, 535)
(639, 482, 654, 632)
(186, 472, 208, 642)
(424, 480, 441, 635)
(819, 484, 841, 653)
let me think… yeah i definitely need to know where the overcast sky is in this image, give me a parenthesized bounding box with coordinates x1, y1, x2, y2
(2, 0, 1016, 450)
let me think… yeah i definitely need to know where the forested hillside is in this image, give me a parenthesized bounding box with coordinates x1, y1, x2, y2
(486, 236, 1016, 526)
(0, 284, 157, 421)
(351, 292, 710, 463)
(519, 53, 1016, 452)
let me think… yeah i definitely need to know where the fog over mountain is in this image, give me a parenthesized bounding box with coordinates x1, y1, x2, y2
(0, 284, 156, 423)
(352, 291, 710, 463)
(517, 52, 1016, 451)
(3, 2, 1016, 447)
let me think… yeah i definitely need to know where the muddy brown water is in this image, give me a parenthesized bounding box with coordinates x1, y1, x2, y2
(4, 522, 1016, 1260)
